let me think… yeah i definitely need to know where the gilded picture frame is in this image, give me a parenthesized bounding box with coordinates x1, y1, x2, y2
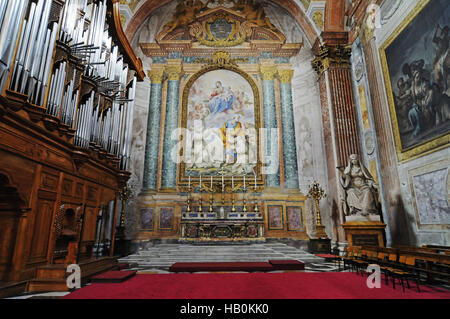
(379, 0, 450, 162)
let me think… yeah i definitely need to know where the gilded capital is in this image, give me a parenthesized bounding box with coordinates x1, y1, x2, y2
(148, 69, 165, 84)
(259, 65, 278, 81)
(277, 69, 294, 84)
(165, 65, 183, 81)
(311, 44, 352, 76)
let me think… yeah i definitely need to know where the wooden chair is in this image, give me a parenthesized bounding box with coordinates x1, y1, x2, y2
(375, 252, 392, 285)
(353, 248, 369, 275)
(388, 255, 421, 292)
(342, 247, 356, 271)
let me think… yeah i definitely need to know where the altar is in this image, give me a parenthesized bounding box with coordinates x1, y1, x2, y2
(180, 210, 265, 242)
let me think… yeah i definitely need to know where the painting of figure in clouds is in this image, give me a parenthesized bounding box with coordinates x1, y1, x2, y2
(185, 69, 257, 176)
(384, 0, 450, 151)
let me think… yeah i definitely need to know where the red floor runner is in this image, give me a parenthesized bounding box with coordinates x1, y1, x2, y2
(169, 262, 275, 272)
(62, 272, 450, 299)
(91, 271, 137, 283)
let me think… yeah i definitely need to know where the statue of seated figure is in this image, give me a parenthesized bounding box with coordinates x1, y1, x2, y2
(338, 154, 380, 218)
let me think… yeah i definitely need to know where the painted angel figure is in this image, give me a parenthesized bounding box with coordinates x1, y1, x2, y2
(338, 154, 380, 217)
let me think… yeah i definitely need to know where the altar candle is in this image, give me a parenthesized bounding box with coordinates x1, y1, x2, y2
(254, 173, 257, 188)
(188, 176, 191, 189)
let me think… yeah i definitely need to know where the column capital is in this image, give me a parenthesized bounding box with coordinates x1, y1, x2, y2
(165, 65, 183, 81)
(277, 69, 294, 84)
(148, 68, 165, 84)
(259, 65, 278, 81)
(311, 42, 352, 76)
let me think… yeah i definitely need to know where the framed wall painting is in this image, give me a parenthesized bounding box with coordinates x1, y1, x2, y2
(268, 205, 284, 230)
(140, 208, 154, 231)
(159, 207, 174, 231)
(178, 63, 263, 188)
(379, 0, 450, 162)
(408, 159, 450, 231)
(287, 206, 303, 231)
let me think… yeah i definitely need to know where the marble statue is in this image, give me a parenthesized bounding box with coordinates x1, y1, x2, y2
(338, 154, 380, 217)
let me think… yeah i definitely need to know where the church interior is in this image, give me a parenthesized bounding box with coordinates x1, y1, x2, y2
(0, 0, 449, 300)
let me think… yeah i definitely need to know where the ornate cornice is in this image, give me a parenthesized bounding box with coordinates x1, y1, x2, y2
(311, 44, 352, 76)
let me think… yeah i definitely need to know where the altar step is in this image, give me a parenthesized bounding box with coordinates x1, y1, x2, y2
(119, 243, 323, 270)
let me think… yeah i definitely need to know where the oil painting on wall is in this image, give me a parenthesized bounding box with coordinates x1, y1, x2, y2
(268, 206, 283, 230)
(159, 207, 174, 231)
(140, 208, 154, 231)
(287, 207, 303, 231)
(184, 69, 257, 176)
(381, 0, 450, 156)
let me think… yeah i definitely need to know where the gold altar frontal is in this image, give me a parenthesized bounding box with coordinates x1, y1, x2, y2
(135, 188, 309, 242)
(343, 221, 386, 247)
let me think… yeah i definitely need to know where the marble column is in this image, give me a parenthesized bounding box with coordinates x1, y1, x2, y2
(311, 32, 361, 242)
(161, 64, 183, 190)
(260, 65, 280, 188)
(143, 68, 165, 190)
(278, 69, 299, 189)
(312, 35, 360, 167)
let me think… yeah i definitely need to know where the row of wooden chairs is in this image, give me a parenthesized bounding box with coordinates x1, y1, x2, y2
(340, 245, 450, 292)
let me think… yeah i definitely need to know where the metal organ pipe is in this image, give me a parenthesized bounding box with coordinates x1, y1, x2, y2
(0, 0, 28, 92)
(0, 0, 137, 173)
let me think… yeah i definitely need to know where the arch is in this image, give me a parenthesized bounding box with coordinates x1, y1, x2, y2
(0, 173, 26, 210)
(125, 0, 320, 46)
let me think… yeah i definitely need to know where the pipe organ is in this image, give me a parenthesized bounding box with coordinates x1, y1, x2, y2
(0, 0, 144, 293)
(1, 0, 139, 171)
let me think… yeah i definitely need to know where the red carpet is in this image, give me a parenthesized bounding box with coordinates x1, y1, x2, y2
(62, 272, 450, 299)
(170, 262, 275, 272)
(90, 271, 137, 283)
(269, 260, 305, 270)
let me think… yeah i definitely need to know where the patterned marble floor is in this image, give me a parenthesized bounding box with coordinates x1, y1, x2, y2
(119, 243, 342, 273)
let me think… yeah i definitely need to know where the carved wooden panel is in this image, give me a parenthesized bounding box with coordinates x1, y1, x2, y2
(40, 173, 59, 192)
(0, 212, 17, 267)
(62, 179, 73, 196)
(82, 207, 99, 242)
(28, 200, 55, 263)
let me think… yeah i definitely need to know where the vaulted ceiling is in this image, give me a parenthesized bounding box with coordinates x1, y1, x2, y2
(118, 0, 347, 46)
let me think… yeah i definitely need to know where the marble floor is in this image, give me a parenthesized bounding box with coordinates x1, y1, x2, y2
(120, 242, 342, 273)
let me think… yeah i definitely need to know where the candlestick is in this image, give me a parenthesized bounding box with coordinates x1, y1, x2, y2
(199, 174, 202, 189)
(254, 173, 257, 190)
(210, 175, 213, 189)
(232, 176, 234, 189)
(188, 175, 191, 189)
(244, 175, 246, 189)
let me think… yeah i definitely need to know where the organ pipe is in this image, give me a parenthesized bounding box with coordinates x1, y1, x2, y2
(0, 0, 139, 172)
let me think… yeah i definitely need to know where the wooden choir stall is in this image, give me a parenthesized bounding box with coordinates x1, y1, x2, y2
(0, 0, 144, 295)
